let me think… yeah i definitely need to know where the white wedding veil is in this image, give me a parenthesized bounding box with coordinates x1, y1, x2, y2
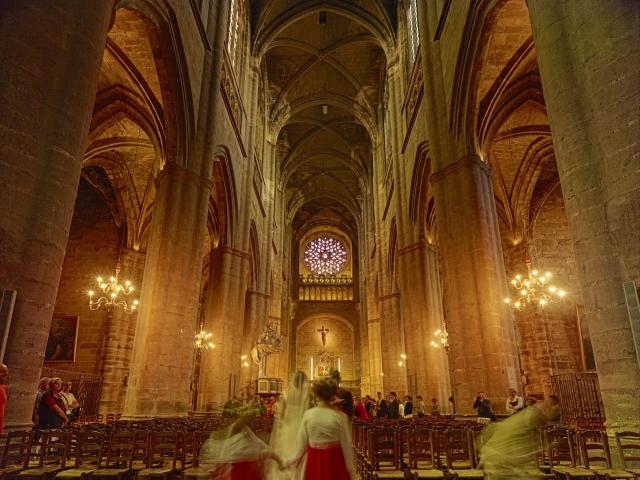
(267, 371, 311, 479)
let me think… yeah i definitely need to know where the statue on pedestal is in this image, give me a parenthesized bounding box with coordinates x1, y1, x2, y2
(251, 323, 283, 378)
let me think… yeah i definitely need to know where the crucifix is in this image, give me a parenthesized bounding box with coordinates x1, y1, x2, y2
(317, 325, 329, 346)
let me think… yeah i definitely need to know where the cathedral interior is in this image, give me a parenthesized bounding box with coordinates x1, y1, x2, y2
(1, 0, 639, 436)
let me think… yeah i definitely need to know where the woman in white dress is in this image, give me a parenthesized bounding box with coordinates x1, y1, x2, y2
(286, 379, 355, 480)
(267, 371, 311, 479)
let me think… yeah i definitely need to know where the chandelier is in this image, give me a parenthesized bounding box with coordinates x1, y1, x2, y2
(504, 259, 566, 309)
(431, 328, 449, 350)
(88, 261, 138, 313)
(195, 330, 215, 350)
(304, 236, 348, 275)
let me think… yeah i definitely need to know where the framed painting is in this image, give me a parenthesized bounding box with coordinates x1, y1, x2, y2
(45, 314, 79, 362)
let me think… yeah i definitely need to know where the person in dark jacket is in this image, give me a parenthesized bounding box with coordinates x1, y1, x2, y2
(403, 395, 414, 416)
(376, 392, 389, 418)
(473, 392, 494, 420)
(329, 370, 353, 417)
(388, 392, 400, 419)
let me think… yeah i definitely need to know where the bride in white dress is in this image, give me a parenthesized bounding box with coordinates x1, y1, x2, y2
(267, 371, 311, 479)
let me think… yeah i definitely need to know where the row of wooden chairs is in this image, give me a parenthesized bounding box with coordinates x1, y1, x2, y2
(540, 428, 640, 479)
(0, 428, 217, 480)
(354, 420, 640, 480)
(354, 422, 490, 479)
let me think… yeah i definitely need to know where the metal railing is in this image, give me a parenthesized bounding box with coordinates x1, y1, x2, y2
(550, 372, 604, 426)
(297, 274, 354, 301)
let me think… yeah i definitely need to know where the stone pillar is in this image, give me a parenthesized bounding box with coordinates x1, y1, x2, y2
(123, 164, 211, 417)
(198, 248, 249, 410)
(431, 156, 520, 414)
(240, 291, 269, 388)
(423, 245, 452, 411)
(379, 293, 407, 396)
(99, 249, 146, 414)
(397, 243, 449, 405)
(0, 0, 112, 428)
(527, 0, 640, 429)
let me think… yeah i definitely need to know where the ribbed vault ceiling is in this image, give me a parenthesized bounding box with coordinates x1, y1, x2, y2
(255, 1, 391, 229)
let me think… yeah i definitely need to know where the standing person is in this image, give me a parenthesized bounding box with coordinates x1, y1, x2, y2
(38, 378, 68, 429)
(32, 376, 49, 426)
(416, 395, 426, 417)
(388, 392, 400, 419)
(265, 396, 277, 417)
(376, 392, 388, 418)
(353, 396, 369, 421)
(473, 392, 494, 422)
(268, 371, 311, 480)
(200, 415, 284, 479)
(403, 395, 413, 417)
(0, 364, 8, 434)
(364, 395, 374, 416)
(329, 370, 353, 418)
(60, 381, 80, 422)
(505, 388, 524, 415)
(286, 379, 355, 480)
(544, 395, 562, 424)
(430, 398, 440, 416)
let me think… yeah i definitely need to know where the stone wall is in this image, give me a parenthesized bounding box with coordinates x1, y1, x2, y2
(48, 176, 120, 375)
(295, 314, 355, 382)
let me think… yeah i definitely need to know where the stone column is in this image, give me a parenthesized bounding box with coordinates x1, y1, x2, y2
(527, 0, 640, 429)
(240, 291, 269, 387)
(379, 293, 407, 396)
(99, 249, 146, 414)
(0, 0, 112, 428)
(431, 156, 520, 414)
(198, 247, 249, 410)
(123, 164, 211, 417)
(423, 245, 452, 410)
(397, 243, 449, 404)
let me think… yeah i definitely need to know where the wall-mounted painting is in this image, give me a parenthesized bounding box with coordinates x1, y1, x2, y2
(45, 315, 79, 362)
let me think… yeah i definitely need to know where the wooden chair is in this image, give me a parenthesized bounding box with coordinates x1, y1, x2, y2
(138, 432, 180, 480)
(574, 431, 634, 479)
(546, 428, 595, 479)
(615, 432, 640, 479)
(443, 429, 484, 479)
(56, 431, 104, 480)
(0, 431, 32, 480)
(407, 428, 443, 479)
(17, 430, 69, 480)
(368, 428, 405, 479)
(182, 432, 215, 480)
(92, 430, 135, 480)
(130, 431, 150, 474)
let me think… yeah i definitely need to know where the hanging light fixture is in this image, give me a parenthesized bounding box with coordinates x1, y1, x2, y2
(194, 329, 215, 350)
(504, 258, 567, 309)
(431, 328, 449, 350)
(88, 261, 138, 313)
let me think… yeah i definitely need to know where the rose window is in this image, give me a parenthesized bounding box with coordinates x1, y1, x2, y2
(304, 236, 348, 275)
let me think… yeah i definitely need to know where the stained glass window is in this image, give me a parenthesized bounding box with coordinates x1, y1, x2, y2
(304, 236, 348, 275)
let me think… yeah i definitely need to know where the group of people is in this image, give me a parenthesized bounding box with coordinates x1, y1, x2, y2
(32, 376, 80, 429)
(202, 370, 355, 480)
(473, 388, 562, 423)
(352, 392, 444, 420)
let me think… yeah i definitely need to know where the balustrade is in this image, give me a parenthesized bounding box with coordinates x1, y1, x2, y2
(297, 274, 354, 301)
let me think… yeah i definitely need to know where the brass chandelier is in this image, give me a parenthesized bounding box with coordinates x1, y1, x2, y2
(504, 258, 566, 309)
(88, 261, 138, 313)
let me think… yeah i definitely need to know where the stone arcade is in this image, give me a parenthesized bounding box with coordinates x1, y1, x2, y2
(0, 0, 638, 435)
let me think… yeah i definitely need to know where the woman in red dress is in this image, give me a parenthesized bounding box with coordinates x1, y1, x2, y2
(287, 379, 355, 480)
(200, 415, 283, 479)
